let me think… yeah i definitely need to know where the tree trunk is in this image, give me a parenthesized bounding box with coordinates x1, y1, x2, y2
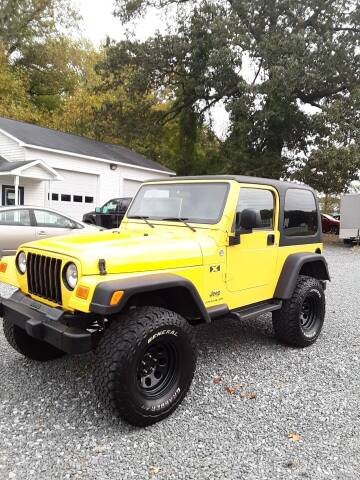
(177, 106, 198, 176)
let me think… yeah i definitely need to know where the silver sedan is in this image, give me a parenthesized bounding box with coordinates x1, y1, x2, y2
(0, 206, 101, 258)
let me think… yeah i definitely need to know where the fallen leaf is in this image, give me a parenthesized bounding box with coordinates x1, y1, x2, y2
(148, 465, 160, 476)
(213, 376, 222, 384)
(240, 391, 257, 400)
(286, 459, 300, 468)
(274, 382, 285, 389)
(224, 384, 242, 395)
(288, 432, 301, 442)
(93, 445, 107, 453)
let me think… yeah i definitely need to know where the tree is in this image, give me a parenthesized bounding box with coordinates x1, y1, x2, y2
(16, 38, 95, 112)
(99, 2, 241, 174)
(294, 145, 360, 196)
(0, 48, 40, 122)
(112, 0, 360, 180)
(0, 0, 79, 58)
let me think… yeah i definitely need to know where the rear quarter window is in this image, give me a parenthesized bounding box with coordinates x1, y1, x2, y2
(284, 189, 318, 237)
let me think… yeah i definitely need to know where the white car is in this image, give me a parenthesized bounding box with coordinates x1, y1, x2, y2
(0, 206, 101, 258)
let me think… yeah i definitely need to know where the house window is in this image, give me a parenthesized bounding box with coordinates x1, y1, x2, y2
(73, 195, 83, 203)
(85, 196, 94, 203)
(61, 194, 71, 202)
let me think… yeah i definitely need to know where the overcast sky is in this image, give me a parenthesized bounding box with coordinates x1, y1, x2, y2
(75, 0, 164, 44)
(74, 0, 230, 138)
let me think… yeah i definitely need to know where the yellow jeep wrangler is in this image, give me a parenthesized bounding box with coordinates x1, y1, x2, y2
(0, 176, 329, 426)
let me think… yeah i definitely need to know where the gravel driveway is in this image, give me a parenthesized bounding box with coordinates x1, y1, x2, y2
(0, 244, 359, 480)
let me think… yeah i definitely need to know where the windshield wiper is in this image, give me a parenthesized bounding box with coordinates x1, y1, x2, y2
(127, 215, 155, 228)
(162, 217, 196, 232)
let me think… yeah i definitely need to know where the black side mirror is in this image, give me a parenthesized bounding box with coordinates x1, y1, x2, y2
(240, 208, 262, 231)
(229, 208, 261, 246)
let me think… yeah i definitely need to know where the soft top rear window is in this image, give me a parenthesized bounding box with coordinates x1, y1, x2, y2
(284, 189, 318, 237)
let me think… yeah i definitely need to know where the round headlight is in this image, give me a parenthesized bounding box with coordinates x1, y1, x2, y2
(17, 251, 27, 274)
(64, 263, 78, 290)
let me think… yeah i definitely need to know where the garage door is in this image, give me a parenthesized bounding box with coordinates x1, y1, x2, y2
(51, 169, 99, 220)
(123, 179, 142, 197)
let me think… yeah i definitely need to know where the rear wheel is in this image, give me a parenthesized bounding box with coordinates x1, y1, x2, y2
(93, 306, 197, 427)
(3, 319, 65, 361)
(273, 276, 325, 347)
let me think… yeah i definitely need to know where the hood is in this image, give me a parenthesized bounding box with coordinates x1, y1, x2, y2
(21, 230, 204, 275)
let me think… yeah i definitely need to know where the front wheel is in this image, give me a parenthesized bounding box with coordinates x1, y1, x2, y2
(273, 276, 325, 347)
(93, 306, 197, 427)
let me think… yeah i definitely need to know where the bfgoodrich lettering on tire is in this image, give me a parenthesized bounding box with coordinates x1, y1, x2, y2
(273, 275, 325, 347)
(93, 306, 197, 427)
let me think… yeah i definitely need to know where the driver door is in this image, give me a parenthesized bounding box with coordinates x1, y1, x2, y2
(226, 186, 279, 301)
(33, 209, 76, 239)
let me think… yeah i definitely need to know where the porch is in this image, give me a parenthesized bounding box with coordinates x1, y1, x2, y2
(0, 158, 62, 207)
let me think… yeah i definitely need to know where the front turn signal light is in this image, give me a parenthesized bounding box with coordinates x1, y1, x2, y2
(76, 285, 90, 300)
(110, 290, 124, 305)
(0, 262, 7, 273)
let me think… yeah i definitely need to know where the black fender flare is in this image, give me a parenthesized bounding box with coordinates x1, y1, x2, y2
(274, 253, 330, 299)
(90, 273, 211, 322)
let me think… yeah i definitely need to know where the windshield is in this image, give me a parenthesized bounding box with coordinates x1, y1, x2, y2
(127, 182, 229, 224)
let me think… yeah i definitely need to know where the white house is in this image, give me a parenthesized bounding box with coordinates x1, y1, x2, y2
(0, 117, 175, 220)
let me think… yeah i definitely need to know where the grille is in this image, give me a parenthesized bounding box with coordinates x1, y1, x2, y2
(27, 253, 63, 305)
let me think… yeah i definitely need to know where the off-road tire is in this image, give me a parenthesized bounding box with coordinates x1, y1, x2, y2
(273, 276, 325, 347)
(3, 319, 65, 361)
(93, 306, 197, 427)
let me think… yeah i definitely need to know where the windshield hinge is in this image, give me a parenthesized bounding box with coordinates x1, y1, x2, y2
(98, 259, 107, 275)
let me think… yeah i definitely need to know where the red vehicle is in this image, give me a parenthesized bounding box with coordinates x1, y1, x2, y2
(321, 213, 340, 234)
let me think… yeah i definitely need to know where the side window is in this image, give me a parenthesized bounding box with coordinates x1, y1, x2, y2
(103, 199, 120, 212)
(120, 198, 131, 211)
(284, 189, 318, 236)
(0, 209, 31, 226)
(237, 188, 275, 229)
(34, 210, 74, 228)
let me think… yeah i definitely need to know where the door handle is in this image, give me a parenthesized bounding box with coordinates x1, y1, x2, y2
(38, 230, 47, 236)
(267, 234, 275, 245)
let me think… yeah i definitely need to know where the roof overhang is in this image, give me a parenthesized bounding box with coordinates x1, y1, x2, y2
(0, 127, 176, 176)
(0, 159, 63, 181)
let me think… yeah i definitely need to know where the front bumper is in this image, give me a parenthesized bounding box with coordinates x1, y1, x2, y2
(0, 291, 96, 354)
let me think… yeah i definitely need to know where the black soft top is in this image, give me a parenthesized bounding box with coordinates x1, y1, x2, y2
(146, 175, 321, 247)
(149, 175, 315, 195)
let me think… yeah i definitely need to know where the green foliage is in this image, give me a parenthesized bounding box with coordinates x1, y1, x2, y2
(99, 2, 241, 174)
(293, 145, 360, 195)
(113, 0, 360, 185)
(0, 49, 39, 122)
(2, 0, 360, 192)
(319, 195, 341, 214)
(0, 0, 79, 57)
(16, 38, 96, 112)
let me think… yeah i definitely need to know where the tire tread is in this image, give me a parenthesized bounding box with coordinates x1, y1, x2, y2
(273, 275, 325, 348)
(93, 306, 196, 426)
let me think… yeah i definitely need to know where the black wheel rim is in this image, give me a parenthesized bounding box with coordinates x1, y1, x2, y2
(137, 340, 178, 398)
(299, 293, 321, 333)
